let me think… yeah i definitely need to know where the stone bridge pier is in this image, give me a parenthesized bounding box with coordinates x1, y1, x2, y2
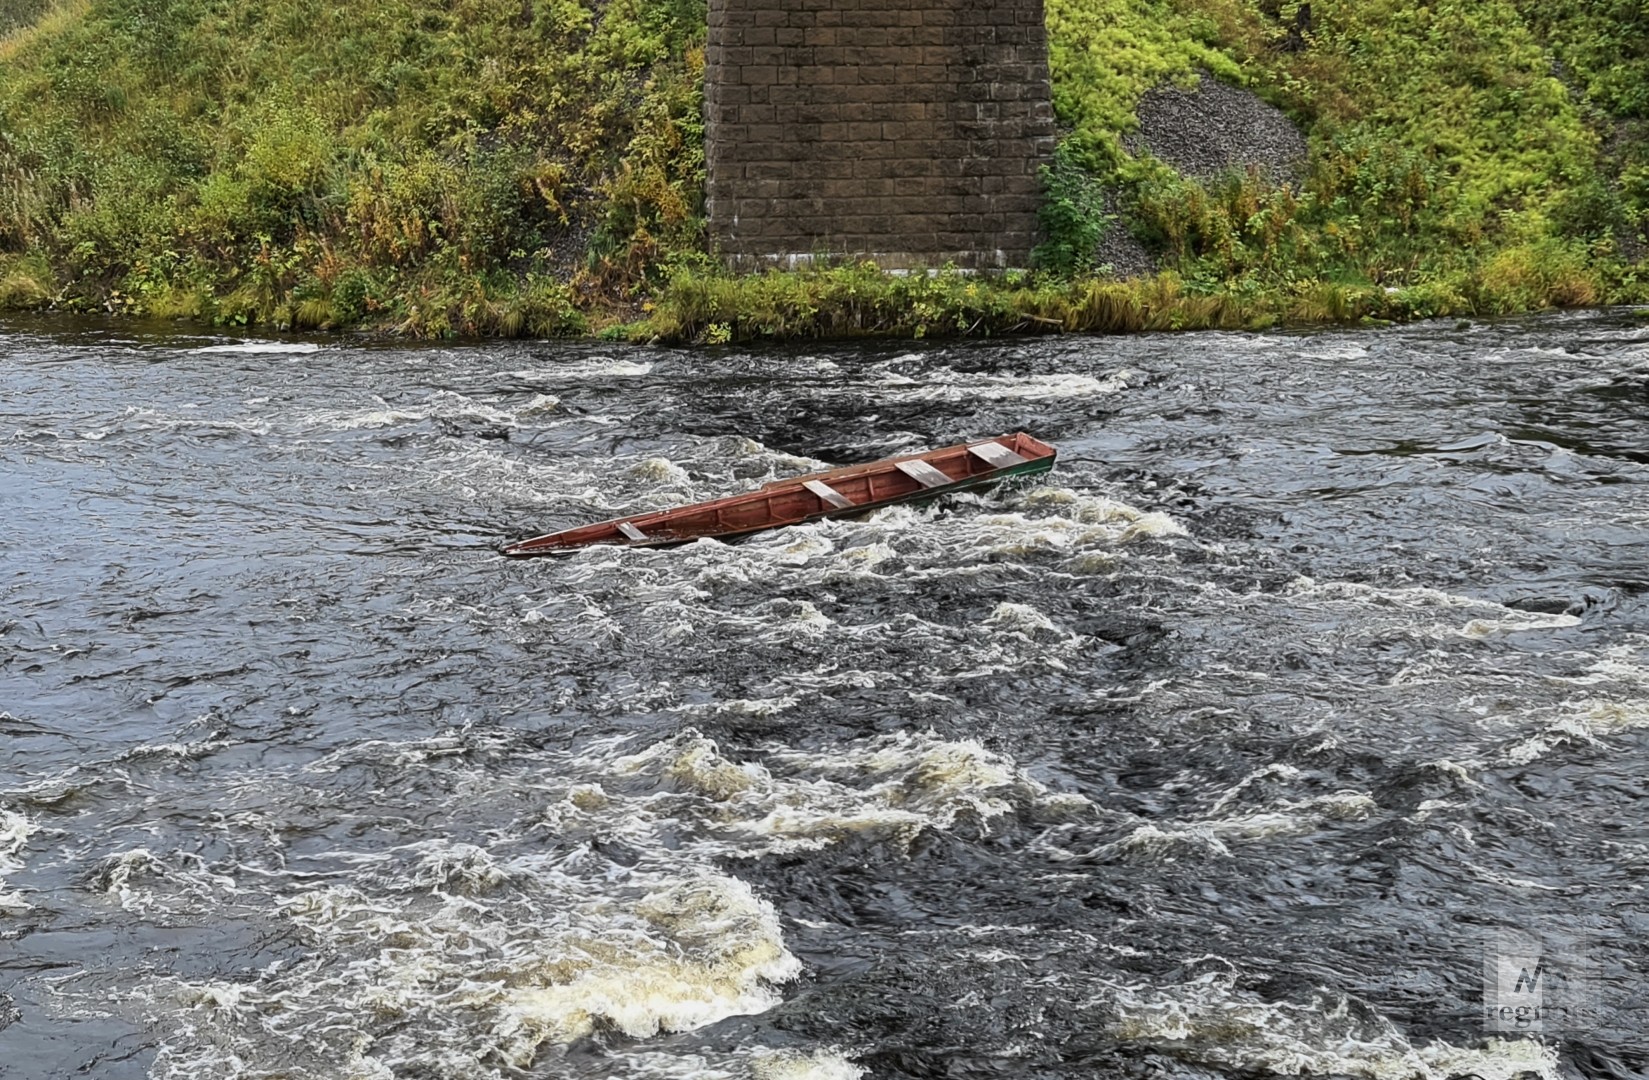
(704, 0, 1055, 270)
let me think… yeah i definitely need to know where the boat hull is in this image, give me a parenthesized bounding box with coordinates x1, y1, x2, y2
(501, 433, 1056, 557)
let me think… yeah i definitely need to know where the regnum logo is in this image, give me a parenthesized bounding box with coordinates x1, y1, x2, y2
(1483, 930, 1600, 1034)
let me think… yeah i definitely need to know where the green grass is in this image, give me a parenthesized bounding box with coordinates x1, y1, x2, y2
(0, 0, 1643, 338)
(0, 0, 707, 332)
(633, 257, 1593, 345)
(1035, 0, 1632, 308)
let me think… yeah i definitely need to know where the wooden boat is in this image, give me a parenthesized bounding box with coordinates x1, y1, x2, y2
(501, 432, 1057, 557)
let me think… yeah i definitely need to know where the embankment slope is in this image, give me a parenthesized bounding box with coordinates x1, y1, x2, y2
(0, 0, 1644, 339)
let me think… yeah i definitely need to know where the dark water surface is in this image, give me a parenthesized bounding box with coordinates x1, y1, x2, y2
(2, 312, 1647, 1080)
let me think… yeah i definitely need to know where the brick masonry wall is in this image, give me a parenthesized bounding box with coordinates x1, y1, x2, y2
(704, 0, 1055, 270)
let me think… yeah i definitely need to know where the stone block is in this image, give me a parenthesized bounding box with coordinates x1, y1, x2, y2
(706, 0, 1052, 269)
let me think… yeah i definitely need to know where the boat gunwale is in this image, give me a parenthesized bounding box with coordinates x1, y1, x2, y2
(501, 433, 1055, 556)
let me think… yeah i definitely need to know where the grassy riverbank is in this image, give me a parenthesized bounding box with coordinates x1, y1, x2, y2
(0, 0, 1645, 341)
(643, 261, 1534, 343)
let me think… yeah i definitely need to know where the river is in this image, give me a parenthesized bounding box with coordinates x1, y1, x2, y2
(1, 311, 1646, 1079)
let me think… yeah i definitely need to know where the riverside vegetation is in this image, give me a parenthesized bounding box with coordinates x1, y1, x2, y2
(0, 0, 1645, 342)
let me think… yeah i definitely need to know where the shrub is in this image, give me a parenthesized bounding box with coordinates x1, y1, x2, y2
(1478, 241, 1598, 312)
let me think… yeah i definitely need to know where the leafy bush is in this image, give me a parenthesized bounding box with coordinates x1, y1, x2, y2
(1034, 143, 1112, 275)
(1478, 241, 1598, 312)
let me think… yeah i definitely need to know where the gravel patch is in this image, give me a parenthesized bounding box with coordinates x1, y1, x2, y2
(1094, 190, 1158, 280)
(0, 0, 52, 35)
(1094, 72, 1309, 277)
(1127, 72, 1307, 185)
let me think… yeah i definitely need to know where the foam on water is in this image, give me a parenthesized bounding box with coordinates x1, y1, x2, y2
(119, 737, 232, 763)
(188, 341, 322, 355)
(317, 390, 522, 431)
(423, 434, 838, 519)
(611, 1047, 867, 1080)
(588, 728, 1086, 852)
(1458, 612, 1583, 638)
(485, 486, 1168, 701)
(506, 357, 655, 381)
(137, 859, 800, 1077)
(671, 695, 803, 720)
(958, 507, 1185, 559)
(304, 729, 523, 774)
(1281, 577, 1486, 611)
(985, 601, 1067, 637)
(1548, 642, 1649, 689)
(519, 392, 562, 415)
(1504, 699, 1649, 764)
(741, 731, 1091, 850)
(750, 1048, 867, 1080)
(85, 848, 163, 910)
(1296, 343, 1372, 361)
(500, 876, 799, 1048)
(1050, 790, 1376, 863)
(331, 405, 428, 429)
(1274, 576, 1599, 647)
(1470, 643, 1649, 763)
(62, 404, 274, 441)
(719, 434, 833, 477)
(1106, 969, 1561, 1080)
(629, 456, 694, 485)
(872, 370, 1137, 402)
(89, 725, 1078, 1077)
(0, 806, 36, 913)
(641, 483, 1177, 576)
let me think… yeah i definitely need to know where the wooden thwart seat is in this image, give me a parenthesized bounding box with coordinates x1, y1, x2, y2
(968, 441, 1029, 468)
(896, 460, 954, 489)
(803, 479, 855, 510)
(617, 522, 647, 541)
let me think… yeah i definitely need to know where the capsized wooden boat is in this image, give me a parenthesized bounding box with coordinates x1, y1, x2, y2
(500, 432, 1057, 557)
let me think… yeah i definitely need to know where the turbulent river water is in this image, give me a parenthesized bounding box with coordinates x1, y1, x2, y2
(2, 311, 1647, 1080)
